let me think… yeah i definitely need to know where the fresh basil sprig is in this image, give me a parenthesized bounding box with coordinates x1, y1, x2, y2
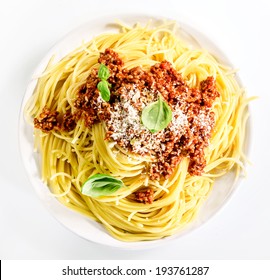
(141, 95, 172, 133)
(81, 174, 123, 197)
(97, 64, 111, 101)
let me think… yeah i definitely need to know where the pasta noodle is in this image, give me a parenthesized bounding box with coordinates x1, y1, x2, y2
(24, 20, 251, 241)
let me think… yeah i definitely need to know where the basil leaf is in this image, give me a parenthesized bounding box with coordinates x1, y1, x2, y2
(98, 64, 110, 80)
(141, 95, 172, 133)
(97, 80, 110, 101)
(81, 174, 123, 197)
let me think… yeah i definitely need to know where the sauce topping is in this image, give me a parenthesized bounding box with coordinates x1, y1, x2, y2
(34, 48, 219, 180)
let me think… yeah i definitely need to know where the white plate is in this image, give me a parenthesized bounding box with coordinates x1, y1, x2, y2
(19, 14, 250, 249)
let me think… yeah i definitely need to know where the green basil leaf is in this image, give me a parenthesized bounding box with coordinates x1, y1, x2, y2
(141, 95, 172, 133)
(97, 80, 110, 101)
(81, 174, 123, 197)
(98, 64, 110, 80)
(87, 184, 120, 197)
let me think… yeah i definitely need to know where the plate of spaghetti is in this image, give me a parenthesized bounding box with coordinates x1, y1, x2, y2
(20, 14, 251, 248)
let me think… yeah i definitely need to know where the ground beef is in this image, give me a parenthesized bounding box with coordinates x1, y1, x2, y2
(34, 108, 77, 133)
(62, 112, 77, 132)
(34, 107, 59, 133)
(135, 188, 154, 204)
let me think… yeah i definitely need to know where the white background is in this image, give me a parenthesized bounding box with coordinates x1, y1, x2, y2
(0, 0, 269, 259)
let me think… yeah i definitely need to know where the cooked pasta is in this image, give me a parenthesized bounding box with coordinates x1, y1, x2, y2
(24, 20, 251, 241)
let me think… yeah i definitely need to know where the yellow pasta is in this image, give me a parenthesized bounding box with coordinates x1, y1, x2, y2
(24, 21, 250, 242)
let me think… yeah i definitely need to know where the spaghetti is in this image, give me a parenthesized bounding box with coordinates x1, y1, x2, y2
(24, 21, 250, 241)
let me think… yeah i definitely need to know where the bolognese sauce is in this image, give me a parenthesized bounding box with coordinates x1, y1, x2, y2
(34, 48, 219, 181)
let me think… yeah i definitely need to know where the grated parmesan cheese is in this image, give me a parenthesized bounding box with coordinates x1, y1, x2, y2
(106, 85, 188, 156)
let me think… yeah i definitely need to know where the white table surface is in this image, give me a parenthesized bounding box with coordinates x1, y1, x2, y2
(0, 0, 269, 259)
